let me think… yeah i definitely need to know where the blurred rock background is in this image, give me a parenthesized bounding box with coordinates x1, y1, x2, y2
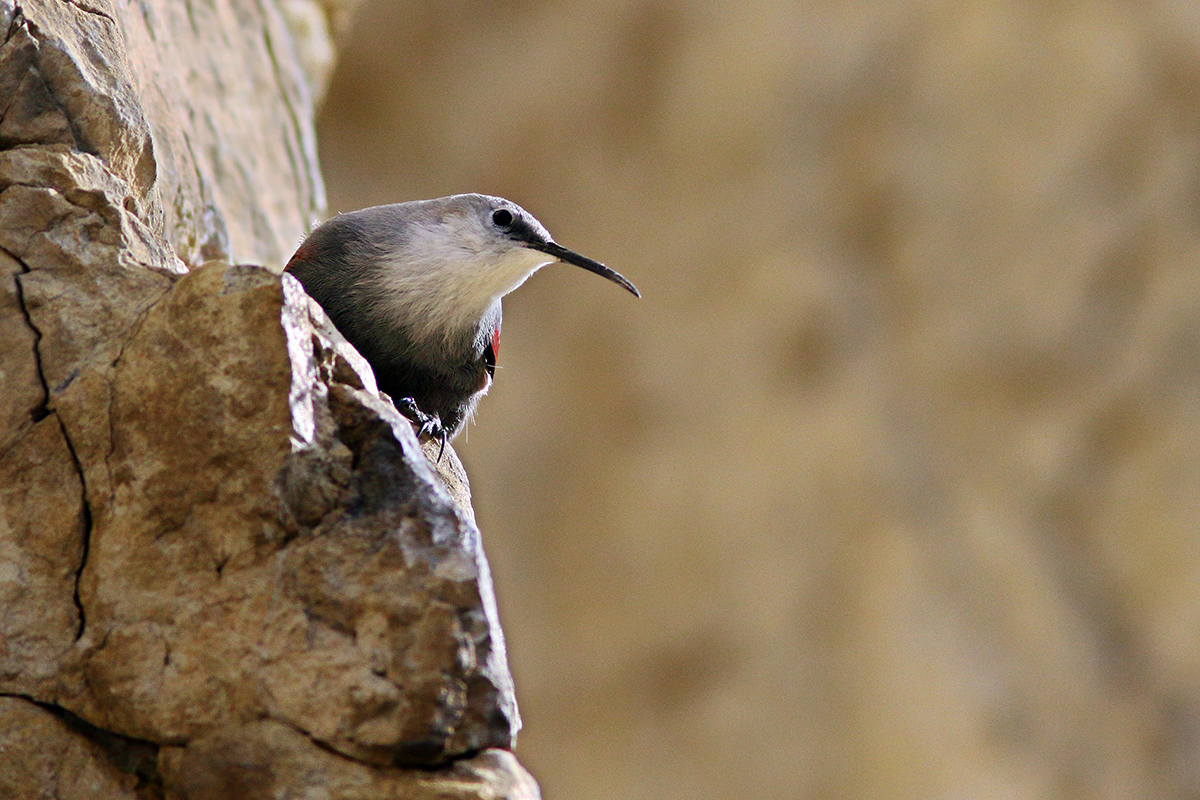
(317, 1, 1200, 798)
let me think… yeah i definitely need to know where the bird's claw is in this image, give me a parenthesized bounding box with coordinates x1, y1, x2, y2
(395, 397, 449, 463)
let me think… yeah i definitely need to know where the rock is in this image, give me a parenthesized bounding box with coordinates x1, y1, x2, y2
(0, 416, 84, 688)
(0, 697, 142, 800)
(161, 721, 539, 800)
(4, 184, 535, 800)
(3, 0, 325, 267)
(0, 248, 43, 454)
(67, 262, 518, 765)
(0, 0, 534, 795)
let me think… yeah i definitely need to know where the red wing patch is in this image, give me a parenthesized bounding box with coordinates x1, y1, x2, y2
(284, 241, 311, 271)
(484, 326, 500, 376)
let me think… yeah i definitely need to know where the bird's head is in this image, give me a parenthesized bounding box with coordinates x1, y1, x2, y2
(393, 194, 639, 304)
(288, 194, 639, 349)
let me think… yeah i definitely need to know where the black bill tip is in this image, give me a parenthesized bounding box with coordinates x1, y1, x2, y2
(529, 241, 641, 298)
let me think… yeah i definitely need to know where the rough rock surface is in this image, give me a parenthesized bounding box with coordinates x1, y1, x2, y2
(0, 696, 147, 799)
(65, 263, 519, 766)
(160, 723, 538, 800)
(0, 0, 535, 797)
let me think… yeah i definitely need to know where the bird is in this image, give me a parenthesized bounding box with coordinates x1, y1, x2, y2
(285, 193, 640, 456)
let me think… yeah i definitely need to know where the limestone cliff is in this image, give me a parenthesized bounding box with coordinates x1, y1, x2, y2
(0, 1, 535, 797)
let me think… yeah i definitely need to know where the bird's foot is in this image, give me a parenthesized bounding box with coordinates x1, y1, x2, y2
(395, 397, 448, 463)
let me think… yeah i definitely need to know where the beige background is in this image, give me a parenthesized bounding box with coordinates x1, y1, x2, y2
(316, 2, 1200, 798)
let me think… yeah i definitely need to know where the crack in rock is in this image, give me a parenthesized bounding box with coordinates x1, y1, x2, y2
(0, 692, 161, 790)
(3, 246, 48, 423)
(2, 244, 91, 644)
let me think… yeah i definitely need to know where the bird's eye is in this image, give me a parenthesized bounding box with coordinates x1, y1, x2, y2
(492, 209, 514, 228)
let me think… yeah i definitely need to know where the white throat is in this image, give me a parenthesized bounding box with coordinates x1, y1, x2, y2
(374, 221, 553, 346)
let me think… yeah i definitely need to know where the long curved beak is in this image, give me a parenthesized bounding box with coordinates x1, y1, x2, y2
(528, 241, 641, 298)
